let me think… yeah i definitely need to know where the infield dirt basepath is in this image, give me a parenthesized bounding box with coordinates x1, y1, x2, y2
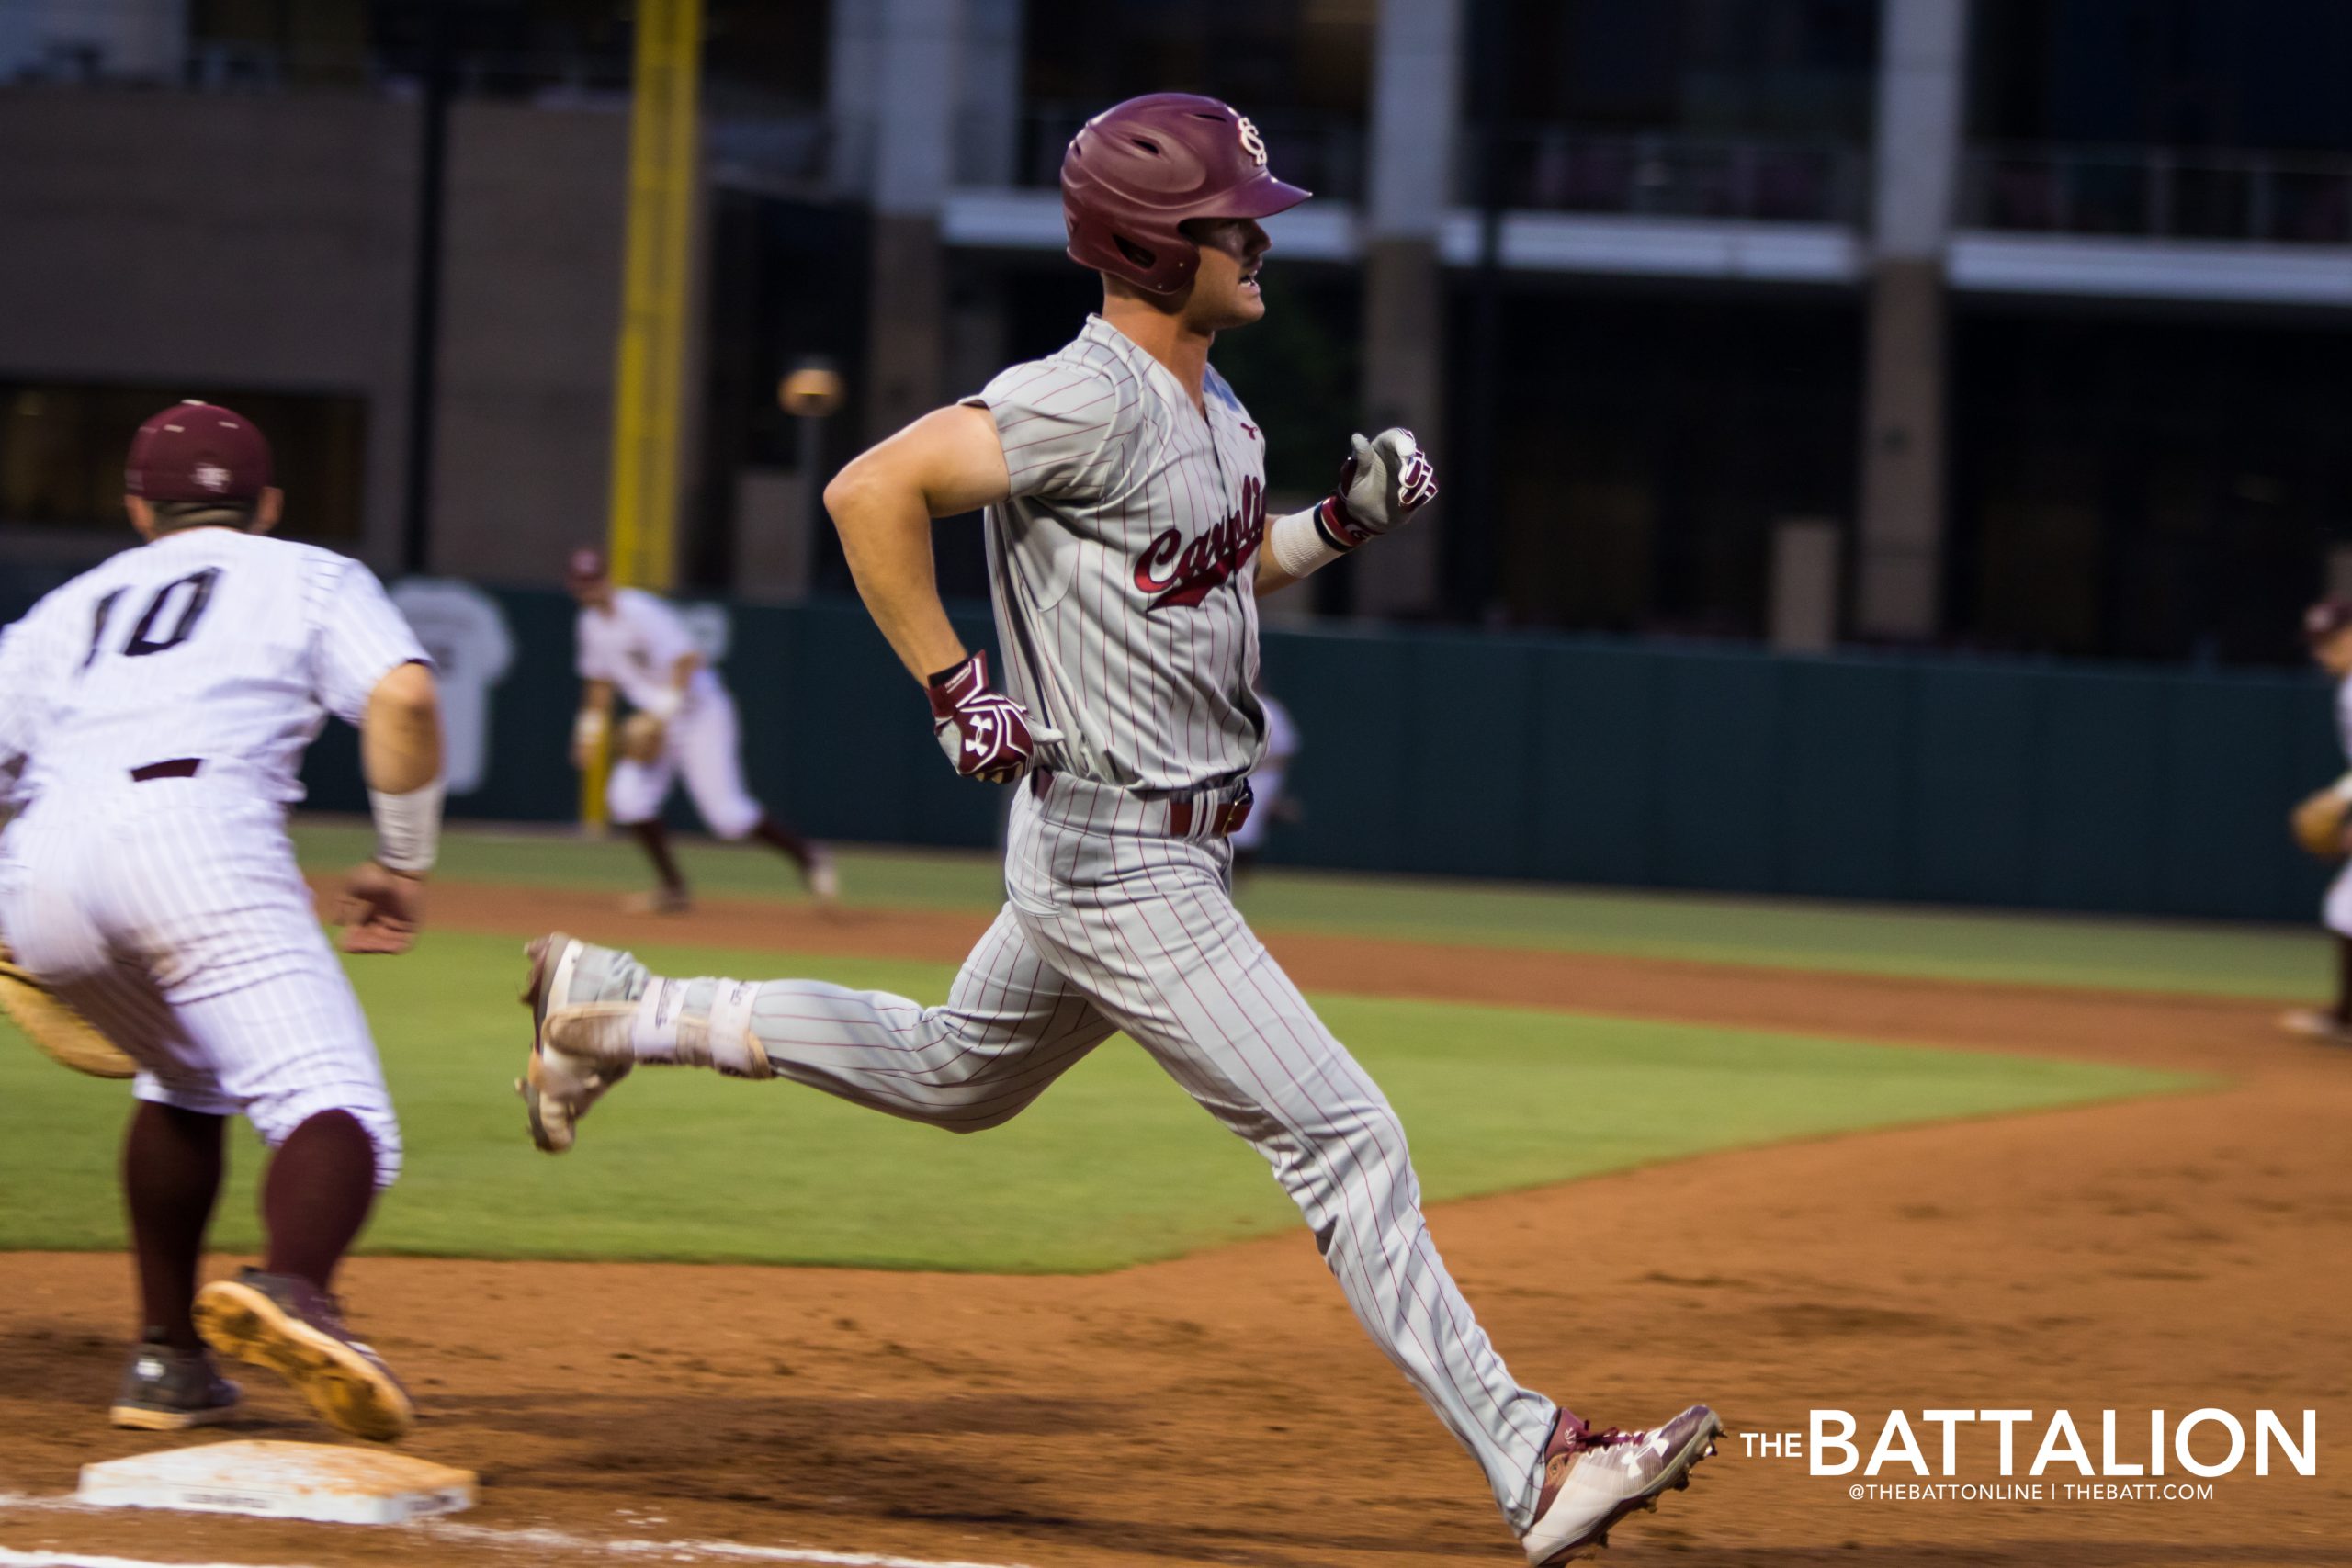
(2, 885, 2346, 1566)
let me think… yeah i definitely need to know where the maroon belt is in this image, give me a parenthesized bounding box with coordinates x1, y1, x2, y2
(1168, 794, 1252, 839)
(1031, 769, 1255, 840)
(130, 758, 203, 783)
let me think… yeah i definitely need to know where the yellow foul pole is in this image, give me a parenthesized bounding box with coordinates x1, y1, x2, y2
(589, 0, 702, 829)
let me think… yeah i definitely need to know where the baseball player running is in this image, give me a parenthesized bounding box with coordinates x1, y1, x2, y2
(2284, 600, 2352, 1041)
(565, 547, 835, 912)
(514, 96, 1716, 1562)
(0, 400, 440, 1442)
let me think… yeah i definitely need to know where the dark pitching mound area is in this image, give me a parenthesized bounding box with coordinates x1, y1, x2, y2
(2, 887, 2347, 1566)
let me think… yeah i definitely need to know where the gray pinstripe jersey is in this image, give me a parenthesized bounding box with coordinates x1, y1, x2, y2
(0, 529, 428, 809)
(965, 315, 1268, 793)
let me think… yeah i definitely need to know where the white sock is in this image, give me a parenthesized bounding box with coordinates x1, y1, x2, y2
(628, 976, 770, 1078)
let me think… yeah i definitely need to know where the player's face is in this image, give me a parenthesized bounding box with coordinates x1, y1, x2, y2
(570, 578, 614, 611)
(1182, 219, 1272, 332)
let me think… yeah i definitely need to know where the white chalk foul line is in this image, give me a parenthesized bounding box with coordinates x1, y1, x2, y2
(421, 1519, 1033, 1568)
(0, 1495, 1032, 1568)
(0, 1551, 320, 1568)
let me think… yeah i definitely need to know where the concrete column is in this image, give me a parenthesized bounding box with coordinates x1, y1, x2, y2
(956, 0, 1024, 186)
(824, 0, 887, 196)
(860, 0, 962, 442)
(1354, 0, 1464, 619)
(1854, 0, 1968, 640)
(1770, 518, 1841, 653)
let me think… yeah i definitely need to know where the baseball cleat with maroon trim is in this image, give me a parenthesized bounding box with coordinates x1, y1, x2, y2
(517, 932, 642, 1153)
(1520, 1404, 1722, 1564)
(193, 1269, 412, 1442)
(109, 1337, 242, 1431)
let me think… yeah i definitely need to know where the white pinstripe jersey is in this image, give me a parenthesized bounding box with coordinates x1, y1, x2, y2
(965, 315, 1268, 793)
(0, 529, 428, 809)
(575, 587, 722, 715)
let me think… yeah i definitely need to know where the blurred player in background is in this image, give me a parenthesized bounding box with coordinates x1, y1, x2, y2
(2283, 599, 2352, 1042)
(0, 401, 439, 1441)
(515, 96, 1715, 1565)
(1229, 680, 1297, 879)
(564, 547, 835, 912)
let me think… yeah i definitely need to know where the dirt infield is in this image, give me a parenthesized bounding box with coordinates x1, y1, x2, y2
(3, 885, 2348, 1566)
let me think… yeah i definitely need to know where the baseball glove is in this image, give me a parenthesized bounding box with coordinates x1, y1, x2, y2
(618, 712, 667, 764)
(0, 936, 136, 1078)
(2291, 782, 2352, 860)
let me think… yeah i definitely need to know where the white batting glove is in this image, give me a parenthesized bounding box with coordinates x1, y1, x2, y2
(1313, 429, 1440, 551)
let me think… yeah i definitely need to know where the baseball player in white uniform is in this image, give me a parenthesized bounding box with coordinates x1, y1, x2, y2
(2284, 600, 2352, 1041)
(512, 96, 1716, 1562)
(0, 401, 441, 1443)
(566, 548, 835, 911)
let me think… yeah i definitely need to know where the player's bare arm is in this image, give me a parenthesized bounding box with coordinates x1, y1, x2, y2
(823, 404, 1010, 682)
(339, 660, 444, 956)
(826, 406, 1055, 785)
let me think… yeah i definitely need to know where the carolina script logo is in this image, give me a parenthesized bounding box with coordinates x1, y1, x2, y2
(1133, 477, 1266, 611)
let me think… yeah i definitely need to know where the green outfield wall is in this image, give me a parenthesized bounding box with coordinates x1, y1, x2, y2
(6, 570, 2329, 923)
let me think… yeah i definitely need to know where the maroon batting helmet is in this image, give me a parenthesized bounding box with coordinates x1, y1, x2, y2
(1060, 94, 1311, 296)
(126, 400, 272, 503)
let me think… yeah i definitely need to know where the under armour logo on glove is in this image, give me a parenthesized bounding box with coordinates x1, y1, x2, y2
(925, 650, 1058, 784)
(1313, 429, 1441, 551)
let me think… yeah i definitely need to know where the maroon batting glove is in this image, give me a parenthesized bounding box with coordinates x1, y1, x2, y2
(925, 651, 1049, 784)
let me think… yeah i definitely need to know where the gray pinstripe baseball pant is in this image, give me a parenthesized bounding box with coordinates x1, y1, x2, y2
(684, 775, 1559, 1527)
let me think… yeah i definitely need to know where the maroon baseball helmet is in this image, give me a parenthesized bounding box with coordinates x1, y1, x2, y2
(1060, 94, 1311, 296)
(125, 400, 272, 503)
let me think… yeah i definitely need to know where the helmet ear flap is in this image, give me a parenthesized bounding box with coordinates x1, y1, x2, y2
(1114, 235, 1157, 271)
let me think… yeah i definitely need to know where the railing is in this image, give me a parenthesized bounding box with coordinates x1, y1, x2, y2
(1006, 102, 1367, 204)
(1962, 145, 2352, 245)
(1474, 128, 1869, 224)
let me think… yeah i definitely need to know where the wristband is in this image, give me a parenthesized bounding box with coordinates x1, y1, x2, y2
(369, 777, 446, 874)
(1267, 506, 1350, 581)
(2332, 773, 2352, 804)
(643, 688, 684, 723)
(573, 710, 607, 750)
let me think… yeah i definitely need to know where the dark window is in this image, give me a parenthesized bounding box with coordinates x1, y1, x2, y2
(0, 382, 367, 541)
(1455, 286, 1862, 637)
(1502, 0, 1879, 138)
(1019, 0, 1373, 198)
(1970, 0, 2352, 153)
(1948, 307, 2352, 666)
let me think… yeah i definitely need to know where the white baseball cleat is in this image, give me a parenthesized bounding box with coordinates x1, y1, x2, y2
(806, 845, 840, 903)
(2278, 1009, 2352, 1043)
(516, 933, 641, 1154)
(1520, 1404, 1722, 1564)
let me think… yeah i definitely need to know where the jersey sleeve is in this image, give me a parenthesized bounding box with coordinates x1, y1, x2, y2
(964, 359, 1138, 504)
(311, 558, 433, 727)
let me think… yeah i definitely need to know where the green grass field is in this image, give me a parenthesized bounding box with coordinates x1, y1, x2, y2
(289, 820, 2333, 1000)
(0, 916, 2197, 1271)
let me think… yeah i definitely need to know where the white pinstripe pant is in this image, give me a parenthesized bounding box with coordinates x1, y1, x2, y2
(0, 786, 401, 1183)
(681, 776, 1558, 1527)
